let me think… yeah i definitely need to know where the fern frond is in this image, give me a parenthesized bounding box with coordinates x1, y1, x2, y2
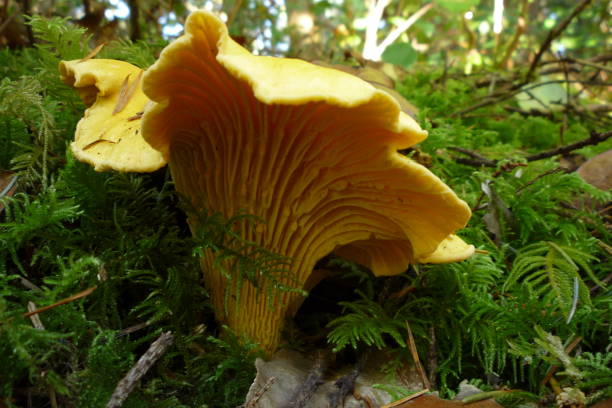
(503, 242, 597, 317)
(327, 291, 406, 351)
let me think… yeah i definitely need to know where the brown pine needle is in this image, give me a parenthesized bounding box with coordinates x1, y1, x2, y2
(23, 286, 97, 318)
(405, 321, 431, 390)
(80, 42, 106, 62)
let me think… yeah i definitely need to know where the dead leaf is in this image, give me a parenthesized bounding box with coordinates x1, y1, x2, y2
(590, 398, 612, 408)
(0, 171, 18, 213)
(577, 150, 612, 191)
(113, 70, 143, 115)
(384, 394, 503, 408)
(481, 180, 512, 245)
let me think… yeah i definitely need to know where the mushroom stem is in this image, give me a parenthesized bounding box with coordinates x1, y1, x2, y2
(199, 251, 312, 351)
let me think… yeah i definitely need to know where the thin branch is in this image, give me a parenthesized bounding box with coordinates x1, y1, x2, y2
(27, 302, 45, 329)
(106, 331, 174, 408)
(497, 0, 528, 69)
(452, 79, 610, 117)
(375, 2, 433, 58)
(226, 0, 243, 27)
(451, 130, 611, 168)
(525, 0, 593, 82)
(516, 167, 567, 195)
(447, 146, 497, 167)
(525, 130, 611, 161)
(363, 0, 390, 60)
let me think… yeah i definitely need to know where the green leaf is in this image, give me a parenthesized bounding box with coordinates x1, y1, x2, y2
(381, 42, 418, 68)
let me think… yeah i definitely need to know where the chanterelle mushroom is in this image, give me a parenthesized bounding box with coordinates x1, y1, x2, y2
(59, 59, 165, 172)
(61, 10, 473, 351)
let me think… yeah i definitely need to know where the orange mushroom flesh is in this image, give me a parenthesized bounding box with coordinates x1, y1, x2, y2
(60, 10, 473, 351)
(138, 11, 472, 350)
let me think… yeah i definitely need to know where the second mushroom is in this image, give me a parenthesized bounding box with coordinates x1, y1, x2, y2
(61, 10, 473, 351)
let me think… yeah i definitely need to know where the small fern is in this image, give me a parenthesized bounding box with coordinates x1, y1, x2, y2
(575, 352, 612, 401)
(327, 290, 406, 351)
(503, 241, 604, 318)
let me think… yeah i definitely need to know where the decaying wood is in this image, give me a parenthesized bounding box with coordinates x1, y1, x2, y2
(106, 331, 174, 408)
(242, 377, 277, 408)
(284, 350, 329, 408)
(327, 366, 360, 408)
(27, 302, 45, 330)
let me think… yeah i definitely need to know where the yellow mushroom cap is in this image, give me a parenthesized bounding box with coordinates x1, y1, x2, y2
(59, 59, 166, 172)
(417, 234, 475, 264)
(137, 10, 472, 349)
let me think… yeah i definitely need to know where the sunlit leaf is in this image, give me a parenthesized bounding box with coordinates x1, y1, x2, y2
(381, 42, 417, 69)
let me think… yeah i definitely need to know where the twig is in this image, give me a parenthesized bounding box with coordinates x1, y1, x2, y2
(426, 326, 437, 390)
(497, 0, 528, 69)
(558, 57, 612, 73)
(226, 0, 243, 27)
(525, 0, 593, 83)
(27, 302, 45, 330)
(0, 173, 18, 198)
(106, 331, 174, 408)
(48, 387, 58, 408)
(375, 2, 433, 57)
(23, 286, 97, 318)
(447, 147, 497, 167)
(20, 277, 42, 291)
(353, 391, 379, 408)
(452, 79, 611, 117)
(118, 321, 150, 337)
(243, 377, 276, 408)
(452, 130, 612, 168)
(516, 167, 567, 195)
(405, 321, 431, 390)
(526, 130, 611, 161)
(540, 336, 582, 387)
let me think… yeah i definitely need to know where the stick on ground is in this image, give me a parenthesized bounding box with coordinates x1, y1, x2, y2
(106, 331, 174, 408)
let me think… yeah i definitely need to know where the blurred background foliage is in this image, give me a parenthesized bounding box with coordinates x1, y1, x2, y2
(0, 0, 610, 407)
